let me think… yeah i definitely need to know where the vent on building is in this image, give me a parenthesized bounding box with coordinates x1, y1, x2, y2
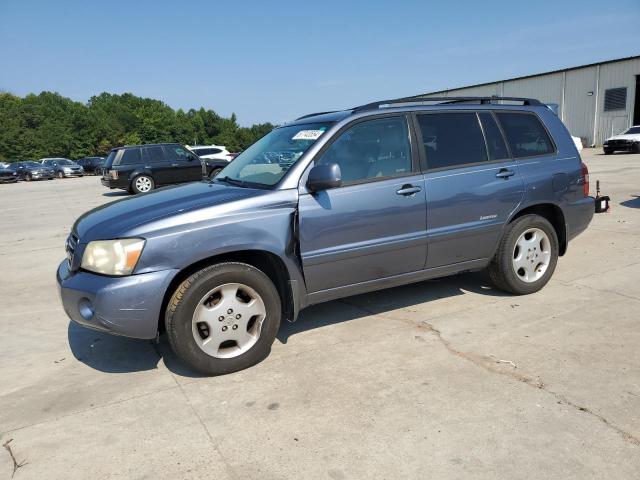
(604, 87, 627, 111)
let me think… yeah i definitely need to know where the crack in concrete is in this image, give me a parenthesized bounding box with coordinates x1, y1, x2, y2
(343, 300, 640, 447)
(2, 439, 27, 478)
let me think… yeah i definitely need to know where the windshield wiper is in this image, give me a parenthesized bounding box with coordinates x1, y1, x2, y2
(215, 176, 250, 188)
(215, 175, 272, 190)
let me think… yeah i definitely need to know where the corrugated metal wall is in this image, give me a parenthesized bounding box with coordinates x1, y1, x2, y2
(425, 57, 640, 145)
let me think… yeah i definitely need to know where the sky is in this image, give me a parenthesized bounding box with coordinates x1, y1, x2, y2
(1, 0, 639, 126)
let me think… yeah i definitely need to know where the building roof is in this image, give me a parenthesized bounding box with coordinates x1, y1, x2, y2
(424, 54, 640, 95)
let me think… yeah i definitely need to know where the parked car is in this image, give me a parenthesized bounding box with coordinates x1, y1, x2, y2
(41, 158, 84, 178)
(8, 161, 55, 181)
(0, 165, 19, 183)
(76, 157, 106, 175)
(100, 143, 222, 194)
(187, 145, 235, 177)
(58, 95, 595, 375)
(603, 126, 640, 154)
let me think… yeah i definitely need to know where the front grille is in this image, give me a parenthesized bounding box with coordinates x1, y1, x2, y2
(608, 139, 632, 146)
(66, 233, 79, 269)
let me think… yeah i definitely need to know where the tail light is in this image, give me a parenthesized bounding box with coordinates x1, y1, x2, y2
(109, 170, 119, 180)
(580, 162, 589, 196)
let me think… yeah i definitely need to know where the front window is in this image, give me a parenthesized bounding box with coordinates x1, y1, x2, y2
(216, 123, 330, 187)
(623, 126, 640, 135)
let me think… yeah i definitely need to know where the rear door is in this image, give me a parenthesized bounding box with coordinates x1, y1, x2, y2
(415, 110, 525, 268)
(298, 114, 427, 293)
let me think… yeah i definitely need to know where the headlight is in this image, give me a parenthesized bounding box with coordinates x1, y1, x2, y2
(81, 239, 145, 276)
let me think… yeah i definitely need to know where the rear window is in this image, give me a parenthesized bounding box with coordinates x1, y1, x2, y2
(417, 112, 487, 169)
(193, 147, 222, 156)
(104, 150, 117, 168)
(496, 112, 555, 158)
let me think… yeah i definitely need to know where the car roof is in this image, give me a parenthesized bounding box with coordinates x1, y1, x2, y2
(112, 143, 181, 151)
(287, 96, 548, 126)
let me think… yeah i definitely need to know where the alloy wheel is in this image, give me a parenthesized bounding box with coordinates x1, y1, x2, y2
(512, 228, 551, 283)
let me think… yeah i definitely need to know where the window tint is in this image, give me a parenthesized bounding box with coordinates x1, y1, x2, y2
(479, 112, 509, 160)
(120, 148, 143, 165)
(496, 112, 555, 158)
(317, 116, 411, 184)
(164, 145, 192, 163)
(417, 113, 487, 169)
(142, 146, 166, 163)
(194, 148, 222, 156)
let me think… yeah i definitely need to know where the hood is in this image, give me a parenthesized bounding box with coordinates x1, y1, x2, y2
(73, 181, 273, 241)
(605, 133, 640, 142)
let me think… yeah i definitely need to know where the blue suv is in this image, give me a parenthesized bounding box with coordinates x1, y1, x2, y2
(57, 96, 594, 375)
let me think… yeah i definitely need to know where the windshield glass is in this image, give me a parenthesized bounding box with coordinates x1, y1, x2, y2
(623, 127, 640, 135)
(23, 162, 41, 167)
(216, 122, 330, 187)
(54, 159, 74, 165)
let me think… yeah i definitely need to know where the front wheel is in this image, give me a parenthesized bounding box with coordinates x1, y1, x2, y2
(165, 262, 282, 375)
(209, 168, 222, 180)
(26, 173, 32, 182)
(488, 214, 559, 295)
(57, 171, 64, 179)
(131, 175, 154, 194)
(604, 149, 613, 155)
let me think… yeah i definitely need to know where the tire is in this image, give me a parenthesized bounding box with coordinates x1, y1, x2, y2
(26, 173, 32, 182)
(634, 143, 640, 154)
(488, 214, 559, 295)
(131, 175, 155, 194)
(209, 168, 222, 180)
(166, 262, 282, 375)
(57, 171, 64, 179)
(603, 149, 613, 155)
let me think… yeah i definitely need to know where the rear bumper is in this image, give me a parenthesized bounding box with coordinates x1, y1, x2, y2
(57, 260, 178, 339)
(101, 177, 128, 190)
(566, 196, 595, 243)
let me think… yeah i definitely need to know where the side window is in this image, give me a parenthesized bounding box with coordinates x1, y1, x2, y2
(120, 148, 143, 165)
(496, 112, 555, 158)
(164, 146, 192, 163)
(479, 112, 509, 160)
(417, 112, 487, 169)
(317, 116, 412, 184)
(142, 146, 166, 163)
(210, 148, 222, 154)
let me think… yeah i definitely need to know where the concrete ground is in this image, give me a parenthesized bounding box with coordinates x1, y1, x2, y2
(0, 148, 639, 479)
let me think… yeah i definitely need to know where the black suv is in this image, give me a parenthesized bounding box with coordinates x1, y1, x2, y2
(77, 157, 106, 175)
(101, 143, 227, 194)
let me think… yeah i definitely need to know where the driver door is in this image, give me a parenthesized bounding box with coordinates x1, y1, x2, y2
(298, 115, 427, 294)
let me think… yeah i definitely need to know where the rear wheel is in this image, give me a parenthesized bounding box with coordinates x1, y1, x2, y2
(131, 175, 154, 194)
(166, 262, 281, 375)
(488, 214, 559, 295)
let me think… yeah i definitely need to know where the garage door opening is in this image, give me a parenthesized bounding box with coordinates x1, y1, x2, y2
(634, 75, 640, 126)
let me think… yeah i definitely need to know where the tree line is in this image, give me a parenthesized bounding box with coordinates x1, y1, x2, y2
(0, 91, 275, 161)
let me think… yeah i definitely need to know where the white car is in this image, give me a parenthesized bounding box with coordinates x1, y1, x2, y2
(603, 126, 640, 155)
(571, 136, 583, 152)
(188, 145, 234, 162)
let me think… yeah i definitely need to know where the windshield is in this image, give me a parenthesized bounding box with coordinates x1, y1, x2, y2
(23, 162, 41, 167)
(53, 159, 74, 165)
(216, 122, 330, 187)
(623, 127, 640, 135)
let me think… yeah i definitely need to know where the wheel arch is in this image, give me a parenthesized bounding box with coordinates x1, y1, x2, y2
(509, 203, 567, 255)
(158, 249, 296, 334)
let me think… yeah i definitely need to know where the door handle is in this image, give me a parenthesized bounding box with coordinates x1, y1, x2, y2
(396, 184, 422, 196)
(496, 168, 515, 179)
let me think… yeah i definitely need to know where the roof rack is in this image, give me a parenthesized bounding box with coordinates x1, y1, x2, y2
(295, 110, 339, 120)
(352, 95, 543, 113)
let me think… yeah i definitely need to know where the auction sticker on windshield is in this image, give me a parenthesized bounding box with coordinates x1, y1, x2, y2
(292, 130, 324, 141)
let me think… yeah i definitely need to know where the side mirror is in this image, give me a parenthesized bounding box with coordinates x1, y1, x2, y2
(306, 163, 342, 192)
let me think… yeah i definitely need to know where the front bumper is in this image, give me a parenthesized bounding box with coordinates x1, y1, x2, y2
(57, 260, 178, 339)
(61, 170, 84, 177)
(604, 142, 637, 152)
(31, 172, 54, 179)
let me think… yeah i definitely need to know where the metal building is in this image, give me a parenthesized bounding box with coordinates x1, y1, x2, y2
(423, 55, 640, 146)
